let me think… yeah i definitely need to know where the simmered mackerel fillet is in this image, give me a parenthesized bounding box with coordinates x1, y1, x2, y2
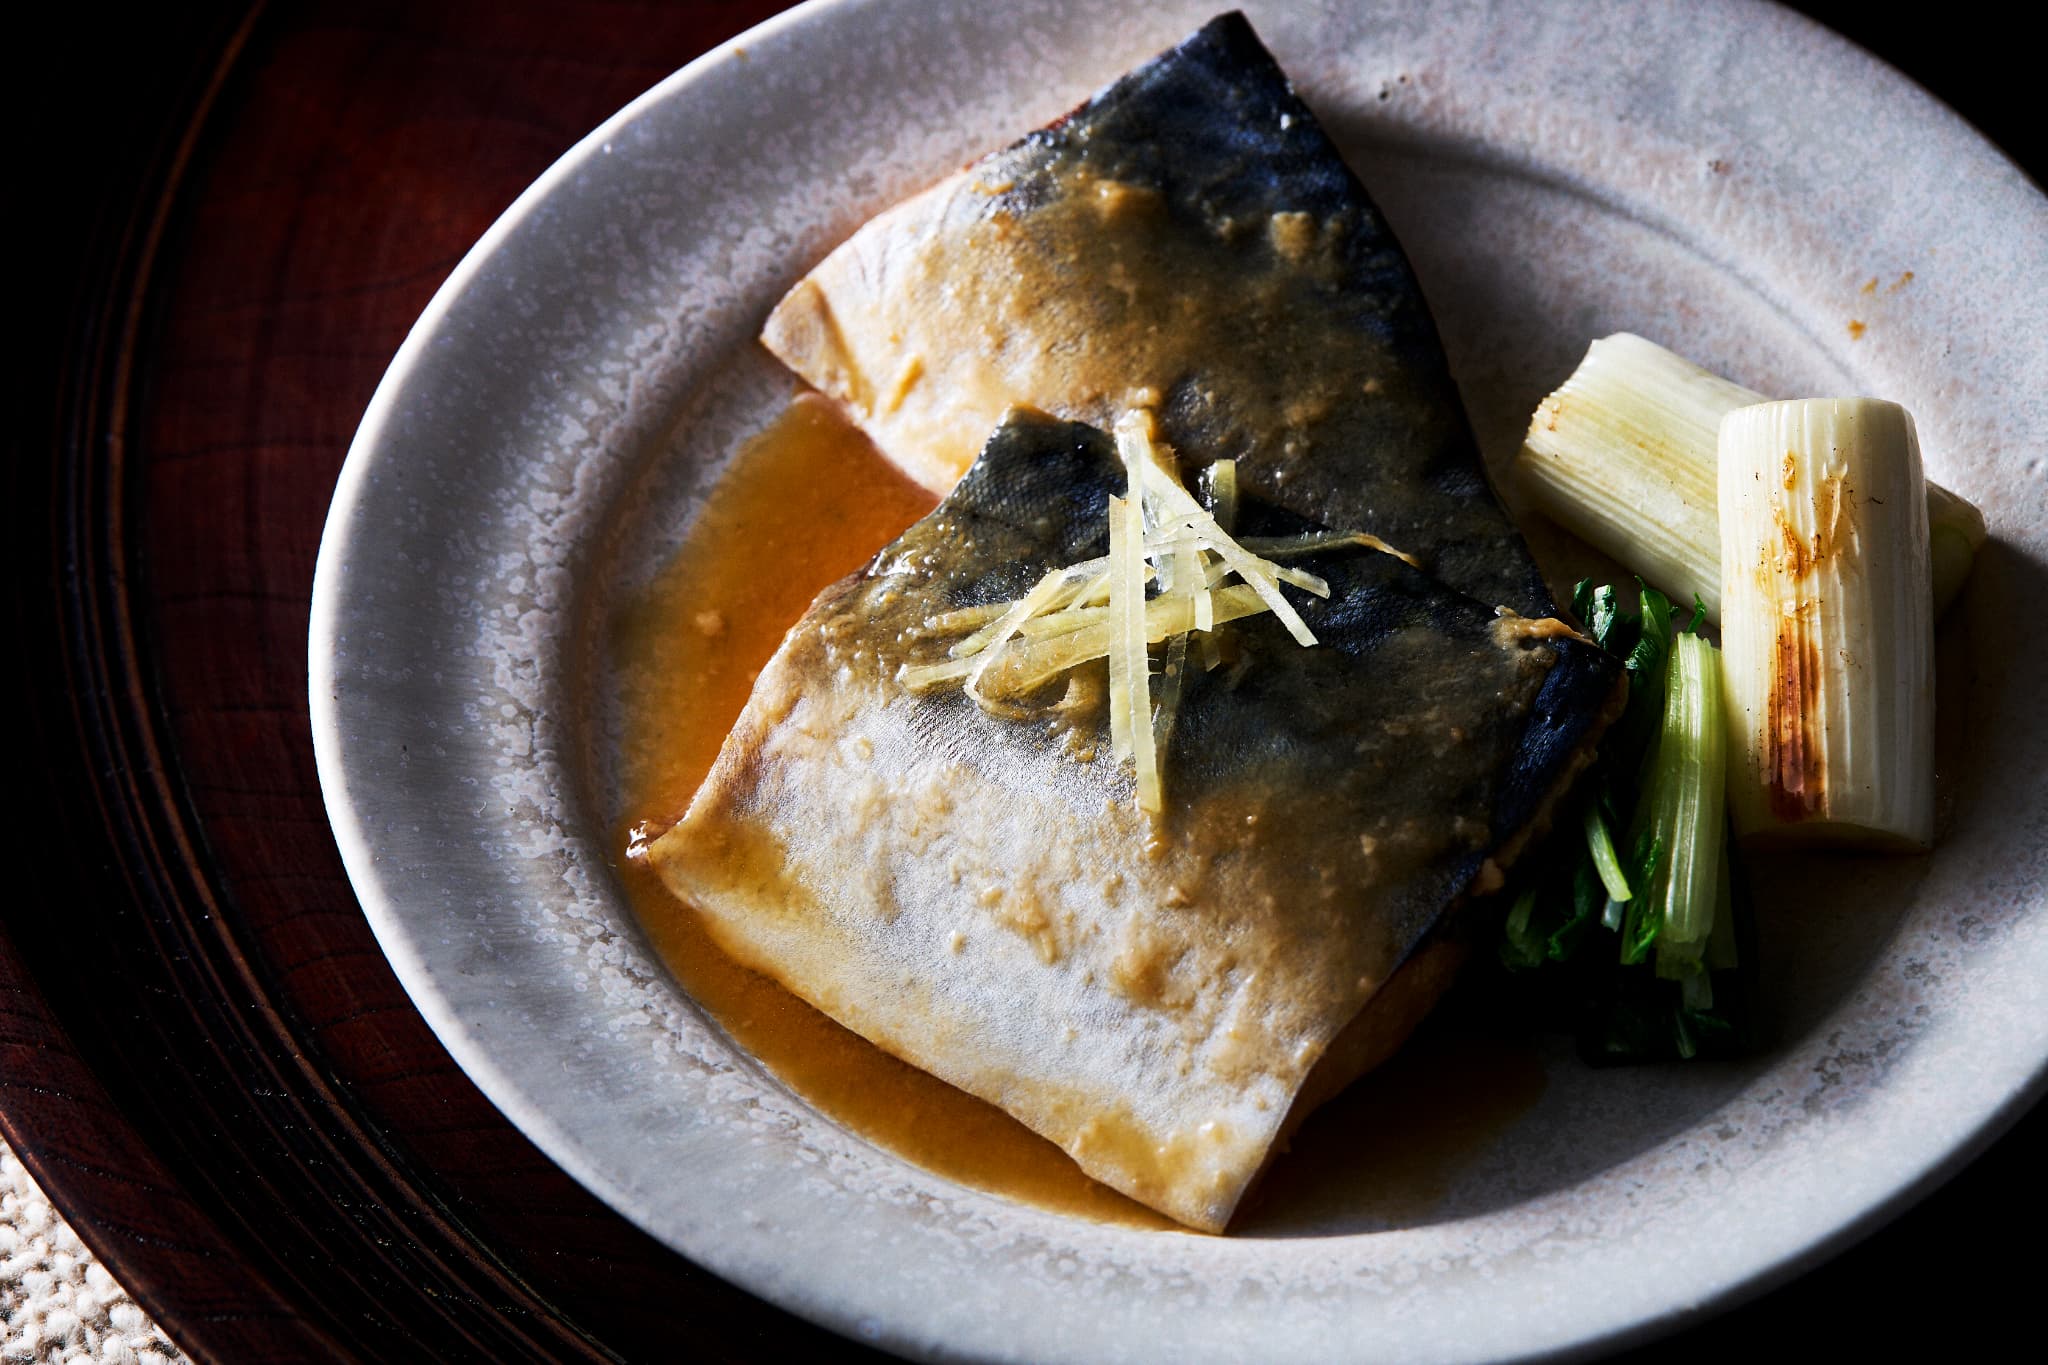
(649, 411, 1622, 1231)
(764, 11, 1551, 618)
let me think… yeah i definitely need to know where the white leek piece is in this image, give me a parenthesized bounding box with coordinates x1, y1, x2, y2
(1514, 333, 1983, 622)
(1925, 480, 1988, 620)
(1519, 333, 1749, 620)
(1717, 399, 1934, 849)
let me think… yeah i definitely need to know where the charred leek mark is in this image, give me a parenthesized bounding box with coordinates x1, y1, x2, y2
(1514, 332, 1983, 623)
(905, 410, 1411, 815)
(1717, 399, 1935, 850)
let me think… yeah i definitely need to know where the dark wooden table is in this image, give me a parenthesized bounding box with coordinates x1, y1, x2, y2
(9, 3, 2041, 1360)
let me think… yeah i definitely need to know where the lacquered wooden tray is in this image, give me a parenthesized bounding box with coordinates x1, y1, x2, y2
(8, 3, 2040, 1359)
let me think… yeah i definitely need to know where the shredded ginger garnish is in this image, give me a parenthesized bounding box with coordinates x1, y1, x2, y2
(903, 410, 1407, 815)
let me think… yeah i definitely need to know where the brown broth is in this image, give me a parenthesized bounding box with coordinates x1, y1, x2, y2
(612, 394, 1173, 1229)
(611, 393, 1541, 1232)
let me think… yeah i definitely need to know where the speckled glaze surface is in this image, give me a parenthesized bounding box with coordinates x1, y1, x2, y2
(309, 1, 2048, 1359)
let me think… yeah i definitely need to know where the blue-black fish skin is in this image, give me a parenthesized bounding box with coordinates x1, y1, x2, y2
(978, 11, 1551, 618)
(662, 15, 1629, 1229)
(867, 408, 1622, 953)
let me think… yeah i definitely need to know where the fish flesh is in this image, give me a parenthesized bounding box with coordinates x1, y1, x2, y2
(647, 13, 1624, 1230)
(648, 410, 1622, 1230)
(763, 10, 1552, 617)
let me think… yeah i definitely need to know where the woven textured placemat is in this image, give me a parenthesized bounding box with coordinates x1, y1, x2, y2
(1, 1140, 187, 1364)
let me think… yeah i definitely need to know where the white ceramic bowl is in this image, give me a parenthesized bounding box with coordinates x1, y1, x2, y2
(311, 1, 2048, 1358)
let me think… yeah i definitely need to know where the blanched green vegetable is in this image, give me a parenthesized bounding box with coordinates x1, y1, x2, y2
(1492, 579, 1749, 1065)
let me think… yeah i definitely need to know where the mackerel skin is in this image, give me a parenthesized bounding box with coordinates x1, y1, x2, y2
(763, 11, 1555, 618)
(650, 410, 1619, 1229)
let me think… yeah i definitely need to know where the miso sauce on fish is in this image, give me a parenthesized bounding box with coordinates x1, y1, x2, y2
(645, 410, 1620, 1231)
(613, 397, 1552, 1232)
(765, 11, 1551, 617)
(635, 14, 1622, 1232)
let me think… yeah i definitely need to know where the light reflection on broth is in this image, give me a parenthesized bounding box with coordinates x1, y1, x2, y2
(611, 392, 1541, 1231)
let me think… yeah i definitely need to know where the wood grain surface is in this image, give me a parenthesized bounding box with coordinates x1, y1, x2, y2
(15, 3, 881, 1360)
(7, 2, 2040, 1361)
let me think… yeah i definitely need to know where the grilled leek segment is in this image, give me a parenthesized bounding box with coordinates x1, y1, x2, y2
(1717, 399, 1934, 849)
(1518, 333, 1748, 621)
(1515, 334, 1983, 622)
(1925, 480, 1988, 620)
